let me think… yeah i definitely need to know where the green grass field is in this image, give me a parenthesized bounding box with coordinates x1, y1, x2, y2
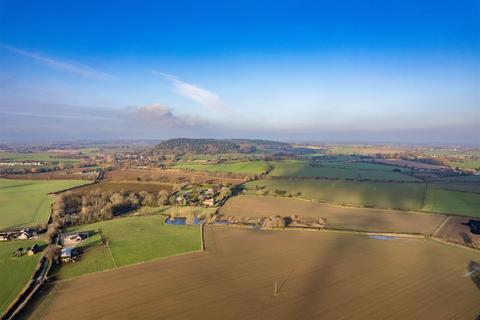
(0, 179, 88, 230)
(54, 215, 201, 280)
(432, 175, 480, 183)
(268, 160, 416, 181)
(422, 189, 480, 217)
(0, 152, 81, 164)
(175, 160, 269, 175)
(447, 160, 480, 171)
(244, 179, 425, 210)
(0, 240, 45, 314)
(429, 183, 480, 194)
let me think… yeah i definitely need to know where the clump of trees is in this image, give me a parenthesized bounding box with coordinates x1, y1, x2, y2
(52, 188, 171, 226)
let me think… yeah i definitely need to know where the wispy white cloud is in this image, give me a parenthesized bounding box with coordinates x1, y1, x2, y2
(152, 71, 225, 110)
(0, 44, 112, 80)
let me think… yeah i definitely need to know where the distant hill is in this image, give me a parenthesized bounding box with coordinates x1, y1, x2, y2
(154, 138, 290, 154)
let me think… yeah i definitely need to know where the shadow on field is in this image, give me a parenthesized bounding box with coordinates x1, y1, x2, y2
(468, 261, 480, 290)
(294, 209, 385, 317)
(468, 261, 480, 320)
(15, 282, 57, 320)
(462, 220, 480, 235)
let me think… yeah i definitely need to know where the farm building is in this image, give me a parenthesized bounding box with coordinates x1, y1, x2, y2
(61, 247, 79, 263)
(203, 198, 215, 206)
(0, 233, 11, 241)
(28, 243, 41, 256)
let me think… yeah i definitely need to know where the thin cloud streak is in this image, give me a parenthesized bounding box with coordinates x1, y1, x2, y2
(153, 70, 225, 110)
(0, 44, 112, 80)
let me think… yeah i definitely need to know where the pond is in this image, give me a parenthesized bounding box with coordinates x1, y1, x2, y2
(165, 217, 201, 225)
(368, 235, 397, 241)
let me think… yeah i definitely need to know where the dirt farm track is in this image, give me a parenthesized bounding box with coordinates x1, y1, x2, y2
(21, 226, 480, 320)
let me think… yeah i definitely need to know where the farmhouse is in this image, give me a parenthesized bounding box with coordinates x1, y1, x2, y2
(60, 231, 89, 246)
(17, 228, 35, 240)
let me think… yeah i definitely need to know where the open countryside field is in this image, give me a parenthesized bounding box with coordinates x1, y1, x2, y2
(22, 226, 480, 320)
(105, 168, 245, 185)
(0, 179, 88, 230)
(244, 179, 425, 211)
(374, 158, 446, 170)
(447, 160, 480, 171)
(72, 181, 174, 194)
(434, 216, 480, 248)
(175, 160, 269, 175)
(429, 183, 480, 194)
(53, 215, 201, 280)
(219, 195, 446, 234)
(269, 160, 417, 181)
(0, 240, 45, 315)
(244, 179, 480, 217)
(423, 189, 480, 217)
(0, 152, 81, 163)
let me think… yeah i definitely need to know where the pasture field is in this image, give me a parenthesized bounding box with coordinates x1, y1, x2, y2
(429, 183, 480, 194)
(0, 240, 45, 315)
(324, 145, 407, 155)
(268, 160, 417, 181)
(430, 175, 480, 183)
(219, 195, 445, 234)
(0, 152, 80, 163)
(105, 168, 245, 185)
(423, 189, 480, 217)
(22, 227, 480, 320)
(374, 158, 445, 170)
(0, 179, 87, 230)
(174, 160, 269, 175)
(72, 181, 174, 194)
(447, 160, 480, 171)
(53, 215, 201, 280)
(243, 179, 425, 211)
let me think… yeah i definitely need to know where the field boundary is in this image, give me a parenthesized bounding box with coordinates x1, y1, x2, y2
(48, 180, 97, 195)
(265, 175, 424, 183)
(431, 215, 451, 236)
(217, 223, 426, 239)
(429, 236, 480, 254)
(53, 246, 206, 283)
(200, 224, 205, 251)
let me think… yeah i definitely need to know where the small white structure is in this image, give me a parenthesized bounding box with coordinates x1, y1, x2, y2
(203, 198, 215, 206)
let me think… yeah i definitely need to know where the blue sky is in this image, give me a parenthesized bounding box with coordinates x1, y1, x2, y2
(0, 0, 479, 143)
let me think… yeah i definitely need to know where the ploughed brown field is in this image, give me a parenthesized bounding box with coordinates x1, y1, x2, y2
(22, 226, 480, 320)
(71, 181, 174, 194)
(434, 216, 480, 248)
(105, 168, 245, 184)
(219, 195, 446, 234)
